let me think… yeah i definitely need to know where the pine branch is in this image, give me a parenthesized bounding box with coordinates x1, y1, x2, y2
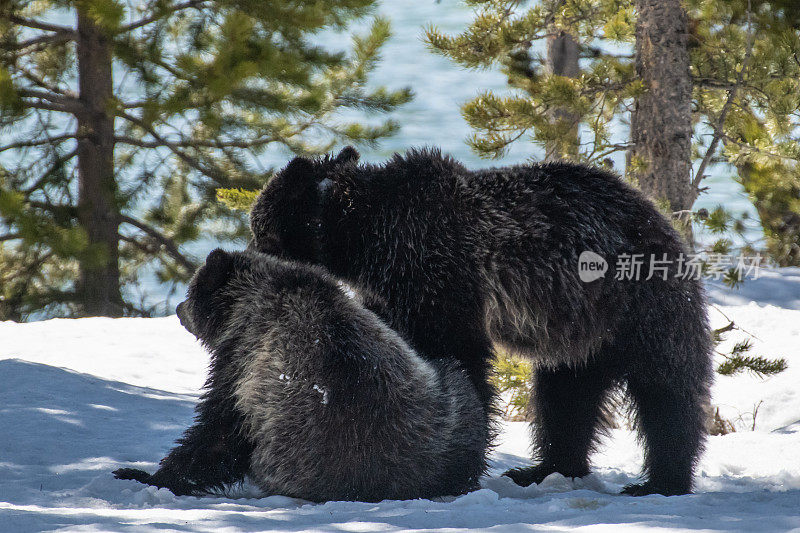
(119, 215, 197, 272)
(0, 134, 76, 153)
(120, 100, 150, 109)
(16, 89, 82, 108)
(692, 77, 770, 98)
(712, 320, 736, 343)
(114, 135, 278, 150)
(717, 354, 788, 377)
(146, 57, 187, 81)
(19, 100, 82, 116)
(14, 66, 77, 97)
(217, 188, 258, 211)
(116, 1, 208, 34)
(116, 110, 233, 187)
(118, 235, 187, 279)
(22, 149, 79, 195)
(4, 32, 76, 51)
(582, 48, 633, 59)
(718, 132, 800, 163)
(27, 200, 78, 218)
(6, 15, 76, 34)
(692, 1, 755, 196)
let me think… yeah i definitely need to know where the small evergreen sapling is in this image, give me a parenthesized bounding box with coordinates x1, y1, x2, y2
(492, 353, 532, 421)
(716, 338, 788, 378)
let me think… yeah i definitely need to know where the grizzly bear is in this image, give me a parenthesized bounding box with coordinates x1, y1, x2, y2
(249, 147, 713, 496)
(114, 249, 490, 501)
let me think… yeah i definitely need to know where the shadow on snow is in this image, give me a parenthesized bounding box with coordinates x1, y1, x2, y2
(1, 359, 798, 532)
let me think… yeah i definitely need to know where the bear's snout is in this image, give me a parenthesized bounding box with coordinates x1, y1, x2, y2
(176, 301, 194, 335)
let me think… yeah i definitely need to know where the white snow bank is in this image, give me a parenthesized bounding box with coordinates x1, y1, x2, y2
(1, 286, 799, 531)
(708, 266, 800, 309)
(708, 303, 800, 433)
(0, 317, 206, 394)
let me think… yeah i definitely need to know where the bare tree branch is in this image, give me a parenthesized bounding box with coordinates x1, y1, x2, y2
(27, 200, 78, 218)
(0, 134, 76, 153)
(115, 134, 277, 150)
(119, 215, 197, 271)
(7, 15, 76, 34)
(13, 66, 77, 97)
(23, 149, 79, 194)
(148, 57, 187, 80)
(121, 100, 150, 109)
(116, 0, 207, 34)
(0, 233, 21, 242)
(718, 131, 800, 162)
(17, 89, 82, 109)
(19, 99, 82, 115)
(692, 1, 755, 196)
(116, 110, 233, 186)
(4, 32, 75, 51)
(693, 77, 770, 98)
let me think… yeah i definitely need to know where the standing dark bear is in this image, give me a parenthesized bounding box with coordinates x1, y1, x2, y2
(249, 146, 713, 496)
(115, 249, 489, 502)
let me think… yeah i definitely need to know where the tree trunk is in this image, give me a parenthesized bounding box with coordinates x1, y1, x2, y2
(76, 12, 123, 316)
(544, 30, 580, 162)
(630, 0, 693, 240)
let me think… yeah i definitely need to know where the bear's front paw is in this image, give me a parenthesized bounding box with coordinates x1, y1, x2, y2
(502, 465, 557, 487)
(503, 463, 591, 487)
(621, 481, 689, 497)
(113, 468, 152, 484)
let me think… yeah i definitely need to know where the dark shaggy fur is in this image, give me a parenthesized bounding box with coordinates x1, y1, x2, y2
(114, 249, 489, 502)
(249, 146, 714, 496)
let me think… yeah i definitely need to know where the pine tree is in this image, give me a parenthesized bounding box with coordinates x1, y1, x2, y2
(425, 0, 800, 259)
(424, 0, 638, 165)
(543, 2, 581, 161)
(0, 0, 411, 319)
(691, 0, 800, 265)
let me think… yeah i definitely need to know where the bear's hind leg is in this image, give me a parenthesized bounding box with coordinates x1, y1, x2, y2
(504, 356, 619, 487)
(623, 366, 710, 496)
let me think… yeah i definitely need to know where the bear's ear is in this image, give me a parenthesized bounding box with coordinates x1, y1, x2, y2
(199, 248, 235, 293)
(333, 146, 360, 166)
(280, 155, 316, 183)
(318, 146, 359, 193)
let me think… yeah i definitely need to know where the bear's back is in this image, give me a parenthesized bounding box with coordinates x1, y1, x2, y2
(354, 151, 669, 248)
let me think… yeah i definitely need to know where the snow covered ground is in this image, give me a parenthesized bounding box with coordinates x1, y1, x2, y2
(1, 273, 799, 531)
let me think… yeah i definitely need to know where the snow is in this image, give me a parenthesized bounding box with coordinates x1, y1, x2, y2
(1, 279, 799, 531)
(707, 267, 800, 310)
(337, 281, 358, 300)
